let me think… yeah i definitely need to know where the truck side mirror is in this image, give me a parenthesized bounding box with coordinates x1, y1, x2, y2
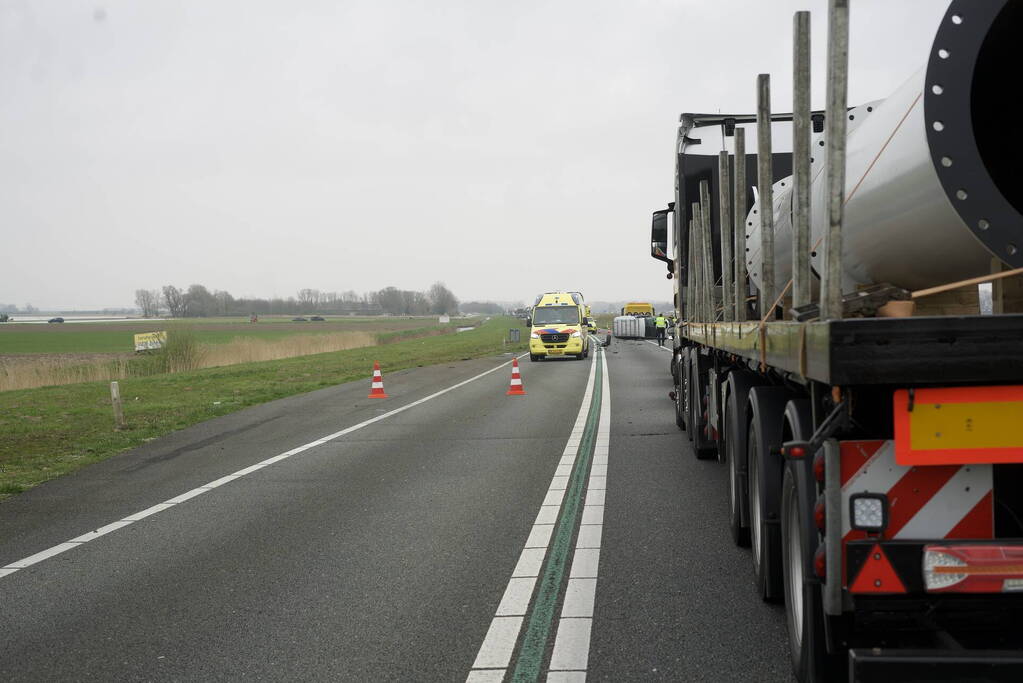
(651, 208, 674, 276)
(525, 317, 531, 326)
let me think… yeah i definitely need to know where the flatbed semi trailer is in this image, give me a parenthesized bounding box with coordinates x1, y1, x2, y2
(649, 2, 1023, 681)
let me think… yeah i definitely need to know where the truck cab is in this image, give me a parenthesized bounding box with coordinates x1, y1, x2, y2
(528, 291, 590, 361)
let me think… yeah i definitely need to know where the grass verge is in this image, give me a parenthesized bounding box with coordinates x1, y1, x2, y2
(0, 317, 526, 501)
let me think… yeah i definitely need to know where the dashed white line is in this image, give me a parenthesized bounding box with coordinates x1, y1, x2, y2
(1, 354, 527, 582)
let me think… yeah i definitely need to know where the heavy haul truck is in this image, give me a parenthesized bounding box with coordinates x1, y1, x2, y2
(649, 1, 1023, 680)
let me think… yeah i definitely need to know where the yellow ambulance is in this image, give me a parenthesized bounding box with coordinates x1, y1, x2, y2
(528, 291, 591, 361)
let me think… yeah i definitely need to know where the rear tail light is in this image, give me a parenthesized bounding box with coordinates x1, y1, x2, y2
(780, 441, 809, 459)
(814, 542, 827, 578)
(923, 545, 1023, 593)
(813, 451, 825, 483)
(814, 495, 826, 531)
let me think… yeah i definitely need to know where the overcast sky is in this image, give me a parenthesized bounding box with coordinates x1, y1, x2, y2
(1, 0, 949, 310)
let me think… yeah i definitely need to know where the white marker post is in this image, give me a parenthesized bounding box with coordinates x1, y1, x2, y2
(110, 381, 125, 430)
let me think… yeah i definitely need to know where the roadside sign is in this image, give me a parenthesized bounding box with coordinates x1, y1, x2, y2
(134, 331, 167, 352)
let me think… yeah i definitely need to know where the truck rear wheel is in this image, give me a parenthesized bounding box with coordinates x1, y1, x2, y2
(747, 386, 791, 602)
(782, 463, 837, 683)
(687, 351, 717, 459)
(679, 349, 691, 433)
(723, 381, 750, 547)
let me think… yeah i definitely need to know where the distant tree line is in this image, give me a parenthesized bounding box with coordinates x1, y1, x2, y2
(134, 281, 468, 318)
(460, 301, 506, 315)
(0, 303, 39, 314)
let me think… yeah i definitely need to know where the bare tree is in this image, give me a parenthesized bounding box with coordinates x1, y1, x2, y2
(185, 284, 216, 317)
(135, 289, 160, 317)
(297, 288, 320, 310)
(428, 282, 459, 315)
(162, 285, 186, 318)
(374, 287, 404, 315)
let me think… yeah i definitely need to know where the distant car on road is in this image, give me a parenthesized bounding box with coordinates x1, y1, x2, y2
(48, 317, 65, 323)
(292, 317, 308, 322)
(310, 316, 325, 321)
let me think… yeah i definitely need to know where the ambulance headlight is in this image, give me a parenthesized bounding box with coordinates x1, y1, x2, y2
(530, 332, 539, 339)
(571, 331, 581, 337)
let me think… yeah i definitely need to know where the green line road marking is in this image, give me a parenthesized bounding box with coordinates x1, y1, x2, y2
(510, 351, 603, 682)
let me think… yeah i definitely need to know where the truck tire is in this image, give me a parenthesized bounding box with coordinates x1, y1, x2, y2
(529, 354, 540, 362)
(674, 372, 686, 431)
(722, 370, 761, 548)
(687, 351, 717, 459)
(782, 462, 838, 683)
(679, 348, 691, 433)
(746, 386, 793, 602)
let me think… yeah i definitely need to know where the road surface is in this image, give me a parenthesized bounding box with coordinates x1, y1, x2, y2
(1, 338, 791, 681)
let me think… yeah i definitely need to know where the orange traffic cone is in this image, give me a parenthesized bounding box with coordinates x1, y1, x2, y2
(506, 358, 526, 396)
(368, 361, 389, 398)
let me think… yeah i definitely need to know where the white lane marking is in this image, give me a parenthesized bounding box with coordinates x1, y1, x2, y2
(580, 505, 604, 525)
(2, 354, 527, 581)
(549, 476, 571, 491)
(560, 578, 597, 617)
(68, 520, 133, 544)
(165, 488, 208, 505)
(547, 672, 587, 683)
(549, 618, 593, 671)
(525, 525, 556, 548)
(569, 549, 600, 579)
(548, 346, 611, 678)
(575, 526, 602, 549)
(513, 548, 548, 578)
(644, 340, 673, 352)
(5, 542, 81, 569)
(543, 489, 567, 507)
(496, 578, 537, 616)
(467, 351, 600, 681)
(472, 616, 525, 669)
(535, 506, 561, 525)
(466, 670, 505, 683)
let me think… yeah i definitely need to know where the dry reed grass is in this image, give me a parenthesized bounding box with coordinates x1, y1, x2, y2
(0, 331, 378, 392)
(0, 356, 138, 393)
(202, 331, 376, 367)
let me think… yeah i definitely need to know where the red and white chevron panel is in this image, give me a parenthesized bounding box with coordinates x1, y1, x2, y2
(839, 440, 994, 585)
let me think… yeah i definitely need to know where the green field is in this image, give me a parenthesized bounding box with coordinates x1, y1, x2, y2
(0, 316, 467, 355)
(0, 317, 528, 501)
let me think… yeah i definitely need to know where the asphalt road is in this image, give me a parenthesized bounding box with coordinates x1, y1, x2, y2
(0, 339, 791, 681)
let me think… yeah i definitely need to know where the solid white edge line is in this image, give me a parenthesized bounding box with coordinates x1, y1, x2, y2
(1, 353, 528, 580)
(644, 339, 673, 352)
(467, 349, 599, 680)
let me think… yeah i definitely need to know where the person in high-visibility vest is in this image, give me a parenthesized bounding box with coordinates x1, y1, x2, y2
(655, 313, 667, 346)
